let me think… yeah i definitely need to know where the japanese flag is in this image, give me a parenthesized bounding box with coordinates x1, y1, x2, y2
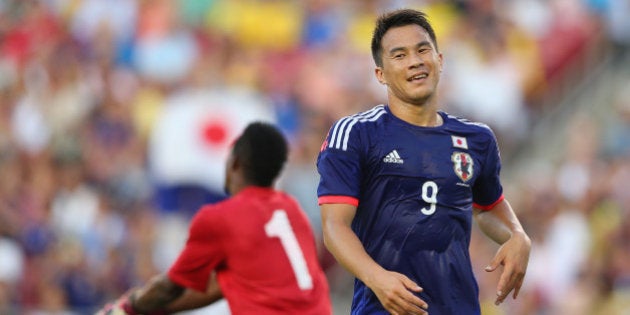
(451, 135, 468, 149)
(149, 88, 276, 193)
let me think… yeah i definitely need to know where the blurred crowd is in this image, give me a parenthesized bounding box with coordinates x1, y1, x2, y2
(0, 0, 628, 314)
(469, 79, 630, 315)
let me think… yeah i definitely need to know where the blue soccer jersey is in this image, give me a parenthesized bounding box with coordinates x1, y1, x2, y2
(317, 105, 504, 315)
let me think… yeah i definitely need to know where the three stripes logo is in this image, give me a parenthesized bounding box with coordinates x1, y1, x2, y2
(383, 150, 404, 164)
(328, 105, 387, 151)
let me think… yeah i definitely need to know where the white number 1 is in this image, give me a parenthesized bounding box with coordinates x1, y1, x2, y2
(264, 210, 313, 290)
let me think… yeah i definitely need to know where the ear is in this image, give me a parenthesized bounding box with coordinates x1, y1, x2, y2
(438, 52, 444, 73)
(225, 151, 239, 173)
(230, 154, 241, 171)
(375, 67, 386, 85)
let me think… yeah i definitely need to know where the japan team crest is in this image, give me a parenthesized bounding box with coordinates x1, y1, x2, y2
(451, 152, 474, 182)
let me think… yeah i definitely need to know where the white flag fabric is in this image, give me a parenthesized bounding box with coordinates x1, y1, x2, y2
(149, 88, 276, 192)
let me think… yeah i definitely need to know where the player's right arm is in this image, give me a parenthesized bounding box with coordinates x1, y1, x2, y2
(320, 203, 428, 315)
(97, 274, 222, 315)
(161, 273, 223, 313)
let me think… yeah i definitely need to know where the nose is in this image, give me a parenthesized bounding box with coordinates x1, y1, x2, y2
(408, 52, 424, 68)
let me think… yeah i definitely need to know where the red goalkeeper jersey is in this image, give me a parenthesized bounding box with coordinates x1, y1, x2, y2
(168, 186, 331, 315)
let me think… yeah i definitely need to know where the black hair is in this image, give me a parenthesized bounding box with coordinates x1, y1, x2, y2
(232, 122, 288, 187)
(371, 9, 439, 67)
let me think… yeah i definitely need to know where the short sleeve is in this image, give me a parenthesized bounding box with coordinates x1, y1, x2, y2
(168, 206, 226, 292)
(472, 128, 504, 210)
(316, 117, 365, 206)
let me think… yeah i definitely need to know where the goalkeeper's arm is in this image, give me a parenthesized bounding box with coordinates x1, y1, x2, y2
(98, 273, 223, 314)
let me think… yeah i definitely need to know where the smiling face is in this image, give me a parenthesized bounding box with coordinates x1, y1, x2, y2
(375, 24, 443, 108)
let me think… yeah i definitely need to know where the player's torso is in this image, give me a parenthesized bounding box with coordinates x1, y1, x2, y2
(217, 188, 330, 314)
(354, 112, 488, 254)
(351, 111, 487, 314)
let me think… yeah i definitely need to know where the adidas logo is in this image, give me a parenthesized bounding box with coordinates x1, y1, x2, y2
(383, 150, 404, 164)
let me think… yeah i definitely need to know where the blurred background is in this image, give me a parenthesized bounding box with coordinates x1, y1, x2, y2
(0, 0, 629, 314)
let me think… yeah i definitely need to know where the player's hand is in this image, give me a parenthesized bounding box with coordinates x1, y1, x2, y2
(95, 294, 136, 315)
(95, 289, 148, 315)
(485, 231, 531, 305)
(368, 270, 428, 315)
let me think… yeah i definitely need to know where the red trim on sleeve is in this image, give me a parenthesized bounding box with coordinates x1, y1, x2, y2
(318, 195, 359, 206)
(473, 194, 505, 211)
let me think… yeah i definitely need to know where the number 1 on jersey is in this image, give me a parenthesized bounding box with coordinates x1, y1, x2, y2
(265, 210, 314, 290)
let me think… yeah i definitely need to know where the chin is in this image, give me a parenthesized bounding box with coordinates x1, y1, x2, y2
(407, 94, 433, 105)
(415, 89, 437, 101)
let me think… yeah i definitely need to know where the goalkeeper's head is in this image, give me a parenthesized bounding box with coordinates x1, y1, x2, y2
(224, 122, 288, 195)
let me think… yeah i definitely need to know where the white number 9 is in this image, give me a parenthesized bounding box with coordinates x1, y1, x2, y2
(421, 181, 438, 215)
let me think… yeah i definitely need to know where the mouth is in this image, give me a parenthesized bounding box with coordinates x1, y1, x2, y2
(407, 72, 429, 82)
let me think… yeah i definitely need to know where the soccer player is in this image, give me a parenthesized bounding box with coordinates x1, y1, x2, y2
(317, 9, 531, 315)
(99, 122, 332, 315)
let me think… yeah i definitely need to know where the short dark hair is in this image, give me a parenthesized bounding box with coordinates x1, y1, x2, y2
(232, 122, 288, 187)
(371, 9, 438, 67)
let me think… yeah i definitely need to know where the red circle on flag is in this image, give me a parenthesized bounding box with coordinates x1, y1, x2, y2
(201, 120, 228, 147)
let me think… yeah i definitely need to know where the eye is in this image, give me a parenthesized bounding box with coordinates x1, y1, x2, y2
(394, 53, 405, 59)
(418, 48, 430, 54)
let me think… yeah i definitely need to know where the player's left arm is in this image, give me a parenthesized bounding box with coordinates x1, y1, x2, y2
(473, 199, 531, 306)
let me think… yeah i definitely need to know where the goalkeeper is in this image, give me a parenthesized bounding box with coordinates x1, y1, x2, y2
(98, 122, 331, 315)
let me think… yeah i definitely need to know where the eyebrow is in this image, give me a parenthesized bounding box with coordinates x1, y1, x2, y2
(388, 40, 432, 55)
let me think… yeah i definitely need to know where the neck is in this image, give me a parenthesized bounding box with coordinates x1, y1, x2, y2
(229, 180, 272, 195)
(388, 100, 442, 127)
(228, 176, 248, 195)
